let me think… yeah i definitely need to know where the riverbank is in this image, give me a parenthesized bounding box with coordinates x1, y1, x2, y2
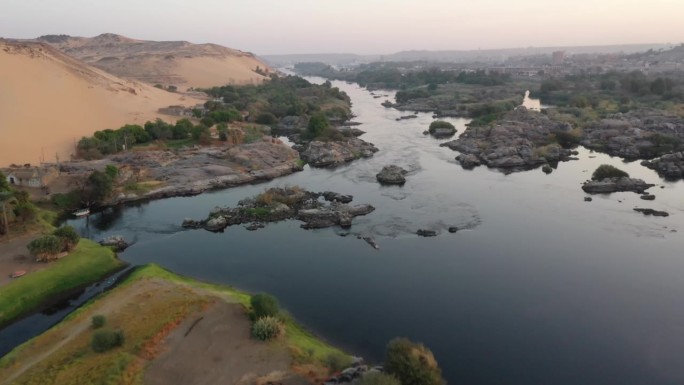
(0, 239, 125, 327)
(0, 264, 350, 385)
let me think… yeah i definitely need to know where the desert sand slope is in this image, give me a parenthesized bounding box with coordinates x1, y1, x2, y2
(39, 33, 271, 89)
(0, 40, 200, 166)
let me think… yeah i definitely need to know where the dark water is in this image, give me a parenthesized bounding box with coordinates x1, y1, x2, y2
(62, 78, 684, 385)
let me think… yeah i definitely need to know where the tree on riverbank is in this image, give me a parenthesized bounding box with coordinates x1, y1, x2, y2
(385, 338, 445, 385)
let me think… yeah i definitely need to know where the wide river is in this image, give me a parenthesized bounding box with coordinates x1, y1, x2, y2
(67, 78, 684, 385)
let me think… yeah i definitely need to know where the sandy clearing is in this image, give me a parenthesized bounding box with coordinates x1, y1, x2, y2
(144, 301, 310, 385)
(0, 234, 45, 287)
(0, 41, 202, 167)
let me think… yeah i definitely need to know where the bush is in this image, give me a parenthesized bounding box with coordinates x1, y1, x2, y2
(255, 112, 277, 125)
(591, 164, 629, 181)
(251, 316, 282, 341)
(53, 225, 80, 251)
(27, 235, 63, 261)
(251, 293, 280, 318)
(428, 120, 456, 135)
(324, 352, 350, 372)
(91, 315, 106, 329)
(385, 338, 445, 385)
(91, 329, 125, 352)
(359, 373, 401, 385)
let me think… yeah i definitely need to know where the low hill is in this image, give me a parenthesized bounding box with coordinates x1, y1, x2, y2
(0, 40, 201, 166)
(38, 33, 271, 90)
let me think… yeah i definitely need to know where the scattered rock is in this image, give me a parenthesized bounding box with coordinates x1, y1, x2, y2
(542, 164, 553, 174)
(633, 208, 669, 217)
(376, 165, 408, 185)
(245, 222, 265, 231)
(322, 191, 353, 203)
(581, 177, 655, 194)
(584, 197, 593, 202)
(381, 100, 394, 108)
(455, 154, 481, 170)
(205, 215, 228, 232)
(417, 229, 438, 237)
(396, 115, 418, 121)
(361, 236, 380, 250)
(641, 152, 684, 180)
(99, 235, 129, 252)
(448, 227, 459, 233)
(640, 194, 656, 201)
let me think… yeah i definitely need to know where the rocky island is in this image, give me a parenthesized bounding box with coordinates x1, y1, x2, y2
(441, 108, 577, 171)
(182, 186, 375, 232)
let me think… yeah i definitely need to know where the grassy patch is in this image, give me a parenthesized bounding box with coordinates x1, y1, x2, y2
(0, 239, 125, 326)
(122, 181, 162, 195)
(164, 138, 197, 149)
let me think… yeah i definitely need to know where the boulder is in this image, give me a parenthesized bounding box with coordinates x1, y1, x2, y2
(640, 194, 656, 201)
(633, 208, 669, 217)
(99, 235, 129, 252)
(542, 164, 553, 174)
(455, 154, 481, 169)
(322, 191, 353, 203)
(205, 215, 228, 232)
(417, 229, 438, 237)
(299, 138, 379, 168)
(376, 165, 408, 185)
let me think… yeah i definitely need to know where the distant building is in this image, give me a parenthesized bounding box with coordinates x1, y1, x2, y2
(4, 166, 58, 188)
(552, 51, 566, 65)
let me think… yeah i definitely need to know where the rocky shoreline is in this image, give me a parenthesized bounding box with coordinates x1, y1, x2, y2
(581, 177, 655, 194)
(296, 137, 379, 168)
(182, 187, 375, 232)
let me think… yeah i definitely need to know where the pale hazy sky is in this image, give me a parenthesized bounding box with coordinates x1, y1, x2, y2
(1, 0, 683, 55)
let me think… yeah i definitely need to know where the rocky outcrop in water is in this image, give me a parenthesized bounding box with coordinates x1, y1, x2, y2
(376, 165, 408, 185)
(298, 138, 379, 168)
(581, 177, 655, 194)
(441, 108, 575, 172)
(182, 187, 375, 232)
(581, 110, 684, 160)
(641, 152, 684, 180)
(634, 208, 669, 217)
(99, 235, 129, 252)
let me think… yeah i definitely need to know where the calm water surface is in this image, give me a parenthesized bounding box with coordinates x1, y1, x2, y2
(67, 78, 684, 385)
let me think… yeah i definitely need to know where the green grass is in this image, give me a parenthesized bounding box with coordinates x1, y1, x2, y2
(0, 239, 125, 326)
(164, 138, 197, 149)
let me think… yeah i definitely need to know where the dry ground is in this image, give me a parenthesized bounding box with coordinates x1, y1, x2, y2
(0, 234, 46, 287)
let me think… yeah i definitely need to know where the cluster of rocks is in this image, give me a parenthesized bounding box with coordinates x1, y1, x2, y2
(182, 187, 375, 232)
(376, 165, 408, 185)
(641, 152, 684, 180)
(297, 138, 379, 168)
(99, 235, 129, 252)
(581, 177, 655, 194)
(324, 363, 385, 385)
(396, 114, 418, 121)
(581, 110, 684, 160)
(440, 108, 576, 171)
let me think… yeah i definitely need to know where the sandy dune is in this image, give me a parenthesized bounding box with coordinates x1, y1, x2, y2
(39, 33, 271, 89)
(0, 41, 201, 166)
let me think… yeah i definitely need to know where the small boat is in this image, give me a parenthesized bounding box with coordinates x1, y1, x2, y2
(72, 208, 90, 217)
(10, 270, 26, 278)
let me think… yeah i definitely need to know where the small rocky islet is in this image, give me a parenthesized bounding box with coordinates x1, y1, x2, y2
(182, 186, 375, 232)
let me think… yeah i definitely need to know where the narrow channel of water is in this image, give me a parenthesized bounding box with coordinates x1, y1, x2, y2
(7, 78, 684, 385)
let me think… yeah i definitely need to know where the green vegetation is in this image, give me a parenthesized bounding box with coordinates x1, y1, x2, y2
(27, 235, 63, 261)
(0, 171, 44, 237)
(251, 316, 283, 341)
(91, 329, 125, 352)
(91, 315, 106, 329)
(0, 239, 124, 326)
(428, 120, 455, 134)
(53, 225, 80, 251)
(204, 75, 352, 125)
(359, 372, 402, 385)
(592, 164, 630, 180)
(250, 293, 280, 318)
(385, 338, 445, 385)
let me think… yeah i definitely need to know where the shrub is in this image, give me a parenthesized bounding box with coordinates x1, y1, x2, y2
(91, 315, 106, 329)
(385, 338, 445, 385)
(27, 235, 63, 261)
(428, 120, 455, 134)
(53, 225, 80, 251)
(255, 112, 277, 125)
(359, 373, 402, 385)
(251, 316, 282, 341)
(13, 202, 36, 223)
(324, 352, 350, 372)
(251, 293, 280, 318)
(591, 164, 629, 181)
(91, 329, 125, 352)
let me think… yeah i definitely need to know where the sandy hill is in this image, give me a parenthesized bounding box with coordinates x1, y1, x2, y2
(38, 33, 271, 90)
(0, 40, 201, 166)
